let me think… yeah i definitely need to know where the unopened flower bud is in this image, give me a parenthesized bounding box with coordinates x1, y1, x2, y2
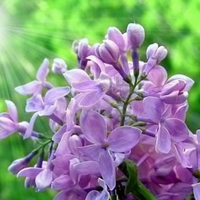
(127, 23, 145, 49)
(107, 27, 125, 52)
(96, 40, 120, 64)
(52, 58, 67, 74)
(8, 151, 37, 174)
(78, 38, 90, 58)
(155, 46, 168, 63)
(146, 43, 168, 62)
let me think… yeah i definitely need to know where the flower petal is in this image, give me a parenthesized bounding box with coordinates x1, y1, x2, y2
(192, 183, 200, 200)
(72, 81, 97, 92)
(35, 169, 53, 190)
(24, 113, 38, 139)
(164, 118, 189, 142)
(17, 167, 42, 178)
(74, 161, 100, 175)
(80, 110, 106, 144)
(0, 129, 13, 139)
(143, 97, 164, 123)
(51, 175, 73, 190)
(15, 80, 42, 95)
(25, 95, 44, 112)
(79, 90, 103, 108)
(108, 126, 141, 152)
(5, 100, 18, 122)
(44, 86, 70, 105)
(78, 145, 102, 161)
(63, 69, 91, 85)
(156, 124, 171, 154)
(99, 150, 115, 190)
(36, 58, 49, 81)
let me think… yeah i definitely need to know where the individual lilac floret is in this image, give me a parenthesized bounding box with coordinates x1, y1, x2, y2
(143, 43, 168, 74)
(79, 110, 141, 190)
(52, 58, 67, 74)
(72, 38, 93, 70)
(24, 86, 70, 138)
(126, 23, 145, 50)
(140, 97, 189, 153)
(8, 151, 38, 174)
(127, 23, 145, 75)
(0, 100, 19, 139)
(95, 40, 120, 64)
(15, 58, 52, 95)
(107, 27, 126, 53)
(85, 178, 109, 200)
(64, 69, 110, 108)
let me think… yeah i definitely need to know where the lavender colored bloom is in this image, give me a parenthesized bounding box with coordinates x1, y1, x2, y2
(8, 151, 37, 174)
(24, 86, 70, 138)
(15, 58, 52, 95)
(79, 110, 141, 190)
(141, 97, 189, 153)
(64, 69, 110, 108)
(1, 22, 200, 200)
(126, 23, 145, 49)
(85, 179, 109, 200)
(143, 43, 168, 74)
(0, 100, 19, 139)
(52, 58, 67, 74)
(107, 27, 126, 53)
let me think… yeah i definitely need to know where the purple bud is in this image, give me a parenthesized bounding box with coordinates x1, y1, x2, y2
(146, 43, 168, 62)
(8, 151, 37, 174)
(96, 40, 120, 64)
(52, 58, 67, 74)
(127, 23, 145, 49)
(107, 27, 125, 52)
(155, 46, 168, 62)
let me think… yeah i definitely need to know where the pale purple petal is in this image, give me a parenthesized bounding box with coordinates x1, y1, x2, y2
(108, 126, 141, 152)
(25, 95, 44, 112)
(52, 124, 67, 143)
(168, 74, 194, 92)
(156, 124, 171, 154)
(99, 150, 115, 190)
(164, 118, 189, 142)
(79, 90, 104, 108)
(24, 113, 38, 139)
(51, 175, 73, 190)
(74, 161, 100, 175)
(72, 81, 97, 91)
(0, 117, 17, 132)
(80, 110, 106, 144)
(15, 80, 42, 95)
(192, 183, 200, 200)
(35, 169, 53, 190)
(86, 191, 100, 200)
(87, 55, 106, 72)
(147, 65, 167, 86)
(36, 58, 49, 81)
(63, 69, 91, 85)
(0, 129, 13, 139)
(17, 167, 42, 178)
(143, 97, 164, 123)
(78, 145, 102, 161)
(5, 100, 18, 122)
(44, 86, 70, 105)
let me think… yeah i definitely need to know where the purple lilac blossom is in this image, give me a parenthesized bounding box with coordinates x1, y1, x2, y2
(1, 22, 200, 200)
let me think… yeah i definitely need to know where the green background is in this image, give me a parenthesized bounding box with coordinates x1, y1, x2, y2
(0, 0, 200, 199)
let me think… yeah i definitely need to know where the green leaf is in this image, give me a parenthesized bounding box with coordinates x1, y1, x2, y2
(119, 159, 157, 200)
(119, 159, 138, 194)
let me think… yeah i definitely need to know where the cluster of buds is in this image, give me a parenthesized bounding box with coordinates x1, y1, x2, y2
(1, 23, 200, 200)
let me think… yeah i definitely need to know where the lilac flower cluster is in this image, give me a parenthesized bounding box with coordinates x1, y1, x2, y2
(0, 23, 200, 200)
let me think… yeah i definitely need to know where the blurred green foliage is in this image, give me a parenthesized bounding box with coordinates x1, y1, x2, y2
(0, 0, 200, 199)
